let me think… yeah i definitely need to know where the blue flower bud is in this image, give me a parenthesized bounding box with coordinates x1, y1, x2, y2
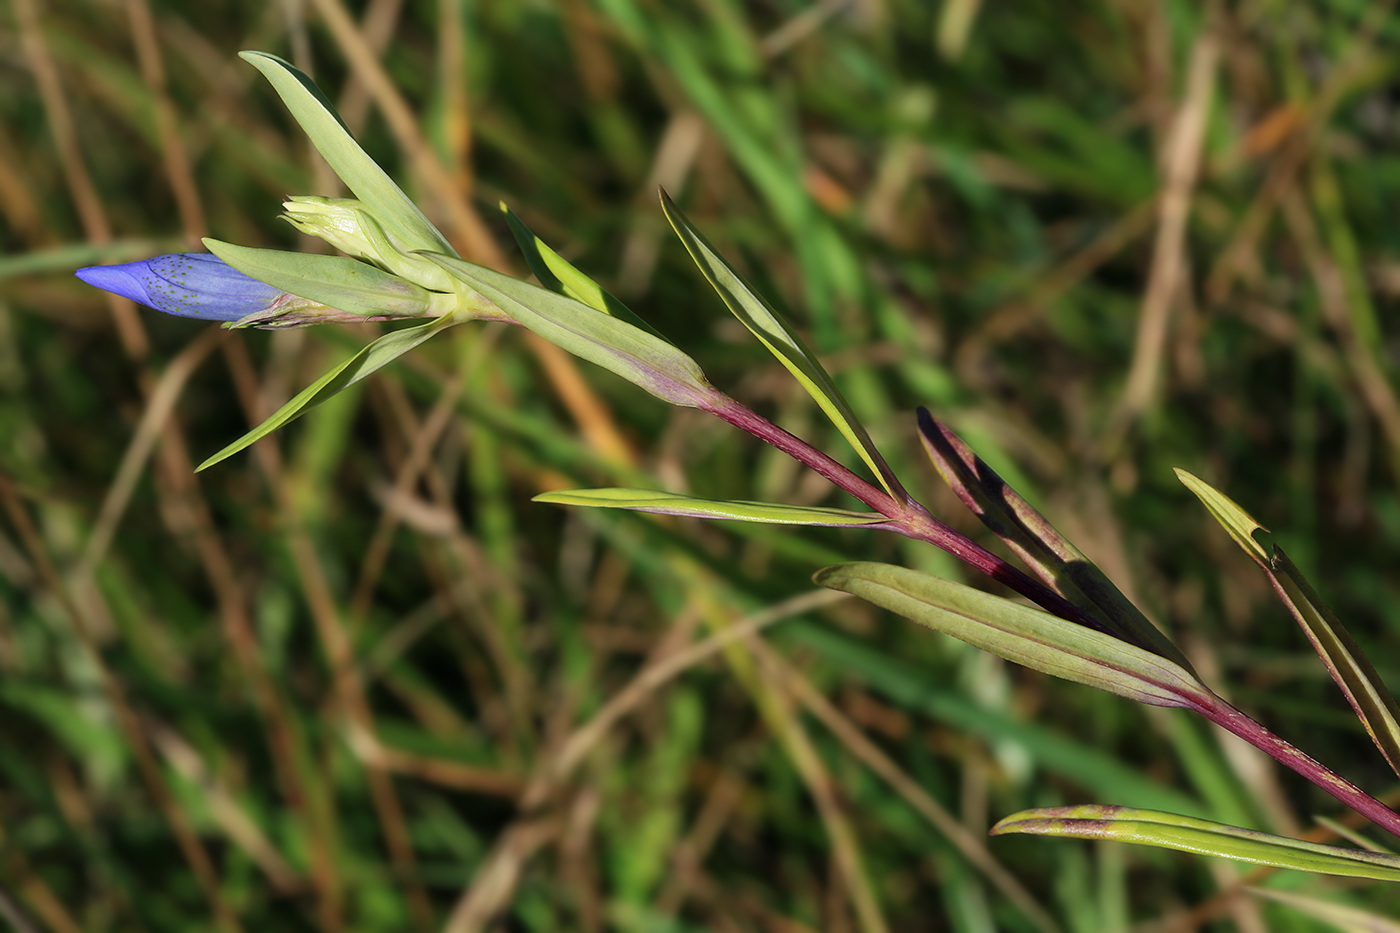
(75, 253, 295, 322)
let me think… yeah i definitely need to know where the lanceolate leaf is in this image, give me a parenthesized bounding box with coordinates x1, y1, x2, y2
(1177, 470, 1400, 780)
(659, 190, 907, 504)
(499, 204, 670, 343)
(239, 51, 453, 257)
(1270, 546, 1400, 780)
(197, 313, 462, 470)
(533, 488, 892, 527)
(992, 806, 1400, 883)
(919, 410, 1195, 674)
(813, 562, 1212, 709)
(204, 239, 446, 319)
(1174, 468, 1270, 564)
(421, 253, 717, 409)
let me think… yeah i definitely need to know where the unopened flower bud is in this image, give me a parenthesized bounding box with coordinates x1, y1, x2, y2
(283, 196, 455, 292)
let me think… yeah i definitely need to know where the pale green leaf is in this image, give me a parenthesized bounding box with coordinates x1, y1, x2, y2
(420, 252, 717, 409)
(533, 488, 891, 527)
(659, 190, 906, 503)
(992, 805, 1400, 883)
(813, 562, 1212, 709)
(1249, 886, 1400, 932)
(499, 203, 670, 343)
(921, 410, 1195, 674)
(196, 313, 461, 470)
(1174, 468, 1270, 565)
(239, 51, 452, 256)
(204, 239, 439, 319)
(1270, 547, 1400, 780)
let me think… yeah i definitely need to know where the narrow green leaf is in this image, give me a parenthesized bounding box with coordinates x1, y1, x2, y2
(992, 805, 1400, 883)
(1177, 470, 1400, 780)
(204, 239, 444, 319)
(1248, 887, 1400, 932)
(813, 562, 1212, 709)
(196, 313, 461, 470)
(238, 51, 453, 256)
(499, 203, 670, 343)
(533, 488, 891, 527)
(1270, 547, 1400, 780)
(1174, 468, 1270, 565)
(920, 410, 1196, 674)
(659, 190, 907, 504)
(420, 252, 717, 409)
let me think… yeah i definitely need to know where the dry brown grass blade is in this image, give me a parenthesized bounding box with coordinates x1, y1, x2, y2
(442, 589, 851, 932)
(1115, 28, 1220, 426)
(749, 642, 1061, 933)
(306, 0, 502, 267)
(77, 326, 222, 577)
(150, 722, 303, 893)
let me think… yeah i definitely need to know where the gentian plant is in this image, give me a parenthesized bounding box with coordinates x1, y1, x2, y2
(78, 51, 1400, 896)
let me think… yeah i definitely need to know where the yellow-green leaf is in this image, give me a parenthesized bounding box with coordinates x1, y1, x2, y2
(813, 562, 1212, 709)
(1174, 468, 1270, 565)
(992, 806, 1400, 882)
(421, 253, 716, 409)
(499, 203, 670, 343)
(533, 488, 891, 527)
(1270, 547, 1400, 780)
(239, 52, 453, 257)
(1178, 470, 1400, 780)
(660, 190, 906, 504)
(197, 313, 461, 470)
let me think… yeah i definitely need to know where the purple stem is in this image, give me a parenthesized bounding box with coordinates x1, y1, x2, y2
(1193, 694, 1400, 840)
(702, 392, 1112, 633)
(704, 390, 1400, 836)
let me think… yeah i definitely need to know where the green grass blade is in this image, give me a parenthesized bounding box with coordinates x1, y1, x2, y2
(659, 190, 907, 503)
(1270, 547, 1400, 780)
(920, 410, 1195, 673)
(533, 488, 891, 527)
(238, 51, 453, 256)
(1174, 468, 1270, 565)
(992, 806, 1400, 882)
(499, 203, 671, 343)
(813, 562, 1212, 709)
(420, 252, 716, 409)
(196, 314, 462, 470)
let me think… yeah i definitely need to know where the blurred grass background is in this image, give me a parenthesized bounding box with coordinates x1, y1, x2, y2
(3, 0, 1400, 929)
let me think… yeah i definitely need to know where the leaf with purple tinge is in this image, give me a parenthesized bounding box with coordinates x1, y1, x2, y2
(533, 488, 892, 527)
(660, 189, 908, 505)
(813, 562, 1213, 709)
(1177, 469, 1400, 780)
(918, 409, 1195, 673)
(992, 805, 1400, 883)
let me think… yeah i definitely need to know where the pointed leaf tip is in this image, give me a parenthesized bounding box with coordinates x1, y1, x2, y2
(660, 190, 907, 504)
(1174, 468, 1270, 565)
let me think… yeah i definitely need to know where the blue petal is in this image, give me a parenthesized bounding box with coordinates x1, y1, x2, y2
(76, 253, 284, 322)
